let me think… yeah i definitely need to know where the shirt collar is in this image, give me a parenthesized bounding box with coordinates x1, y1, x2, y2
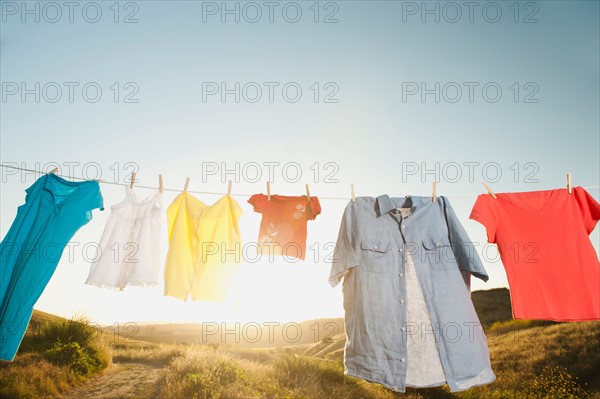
(375, 194, 395, 217)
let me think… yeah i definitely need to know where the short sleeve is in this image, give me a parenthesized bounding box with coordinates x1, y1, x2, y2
(93, 184, 105, 212)
(574, 187, 600, 234)
(84, 183, 104, 223)
(248, 194, 266, 214)
(469, 194, 498, 244)
(307, 197, 321, 221)
(444, 197, 489, 283)
(24, 176, 42, 198)
(329, 202, 358, 287)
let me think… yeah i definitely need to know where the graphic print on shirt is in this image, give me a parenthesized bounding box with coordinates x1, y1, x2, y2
(248, 194, 321, 260)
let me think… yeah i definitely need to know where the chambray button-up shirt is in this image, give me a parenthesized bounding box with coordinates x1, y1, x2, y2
(329, 195, 496, 393)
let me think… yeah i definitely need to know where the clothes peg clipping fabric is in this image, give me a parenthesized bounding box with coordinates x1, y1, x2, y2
(482, 182, 497, 199)
(130, 172, 136, 189)
(159, 174, 164, 193)
(567, 172, 572, 194)
(351, 184, 356, 203)
(306, 184, 311, 202)
(227, 180, 232, 196)
(183, 177, 190, 192)
(267, 181, 271, 201)
(48, 167, 58, 174)
(432, 181, 437, 202)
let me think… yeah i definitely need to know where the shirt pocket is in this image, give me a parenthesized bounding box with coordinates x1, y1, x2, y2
(421, 237, 454, 271)
(360, 240, 391, 274)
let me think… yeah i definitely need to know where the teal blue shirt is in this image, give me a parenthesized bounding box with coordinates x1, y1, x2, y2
(0, 173, 103, 361)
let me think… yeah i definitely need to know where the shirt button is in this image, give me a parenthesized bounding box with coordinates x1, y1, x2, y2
(401, 358, 406, 362)
(401, 225, 406, 229)
(400, 299, 405, 304)
(399, 273, 404, 277)
(398, 248, 403, 252)
(373, 245, 378, 250)
(401, 327, 405, 332)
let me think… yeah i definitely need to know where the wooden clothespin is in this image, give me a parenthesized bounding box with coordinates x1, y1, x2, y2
(566, 172, 572, 194)
(130, 172, 136, 189)
(159, 174, 164, 193)
(267, 181, 271, 201)
(48, 167, 58, 174)
(183, 177, 190, 192)
(482, 182, 497, 199)
(306, 184, 311, 202)
(432, 181, 437, 202)
(351, 184, 356, 203)
(227, 180, 232, 196)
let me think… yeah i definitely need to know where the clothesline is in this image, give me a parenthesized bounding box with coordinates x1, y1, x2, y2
(1, 163, 599, 200)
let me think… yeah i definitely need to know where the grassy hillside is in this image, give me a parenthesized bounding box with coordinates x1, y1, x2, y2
(129, 318, 346, 349)
(118, 288, 516, 349)
(471, 287, 514, 326)
(0, 314, 111, 398)
(1, 289, 599, 398)
(110, 319, 600, 399)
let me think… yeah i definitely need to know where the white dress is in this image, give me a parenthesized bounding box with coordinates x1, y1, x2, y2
(86, 186, 163, 290)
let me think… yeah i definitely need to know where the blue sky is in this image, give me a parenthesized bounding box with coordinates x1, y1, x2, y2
(1, 1, 599, 324)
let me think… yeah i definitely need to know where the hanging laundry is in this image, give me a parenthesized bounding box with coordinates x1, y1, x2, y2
(85, 186, 163, 290)
(164, 192, 243, 302)
(329, 195, 495, 393)
(470, 187, 600, 321)
(0, 173, 103, 361)
(248, 194, 321, 260)
(163, 191, 205, 300)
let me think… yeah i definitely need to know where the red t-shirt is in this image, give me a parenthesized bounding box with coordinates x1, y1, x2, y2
(248, 194, 321, 260)
(470, 187, 600, 321)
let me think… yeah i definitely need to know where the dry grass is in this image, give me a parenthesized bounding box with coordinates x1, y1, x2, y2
(0, 352, 81, 399)
(110, 341, 186, 366)
(153, 319, 600, 399)
(0, 316, 111, 399)
(2, 301, 600, 399)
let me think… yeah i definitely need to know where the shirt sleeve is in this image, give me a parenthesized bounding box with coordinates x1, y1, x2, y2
(248, 193, 265, 214)
(307, 197, 322, 221)
(24, 176, 42, 199)
(94, 185, 105, 212)
(574, 187, 600, 234)
(84, 183, 104, 223)
(329, 202, 358, 287)
(469, 194, 498, 244)
(443, 197, 489, 283)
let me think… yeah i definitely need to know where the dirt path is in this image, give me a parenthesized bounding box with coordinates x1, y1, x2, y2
(62, 362, 165, 399)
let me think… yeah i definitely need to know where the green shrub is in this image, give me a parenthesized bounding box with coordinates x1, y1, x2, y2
(37, 315, 100, 347)
(33, 316, 110, 376)
(42, 339, 106, 376)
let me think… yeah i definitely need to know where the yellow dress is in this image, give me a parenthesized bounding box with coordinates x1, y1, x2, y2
(164, 192, 206, 300)
(164, 193, 243, 302)
(193, 194, 243, 301)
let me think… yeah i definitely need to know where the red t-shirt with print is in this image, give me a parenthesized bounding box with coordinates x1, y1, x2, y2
(470, 187, 600, 321)
(248, 194, 321, 260)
